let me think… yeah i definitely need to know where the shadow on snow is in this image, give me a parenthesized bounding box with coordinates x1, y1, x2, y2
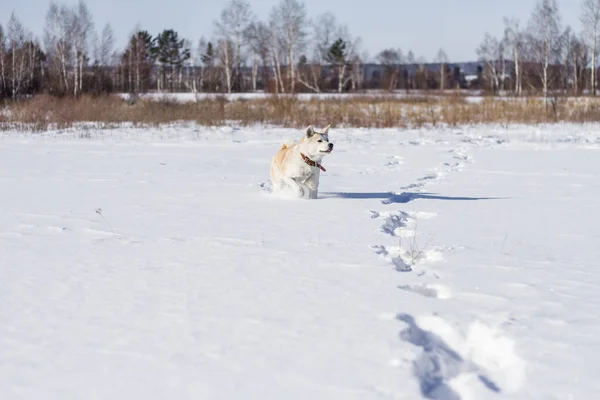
(320, 191, 507, 203)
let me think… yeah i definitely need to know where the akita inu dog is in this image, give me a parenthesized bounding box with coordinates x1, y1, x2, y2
(270, 124, 334, 199)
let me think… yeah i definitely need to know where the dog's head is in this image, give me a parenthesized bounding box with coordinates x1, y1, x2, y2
(301, 124, 334, 158)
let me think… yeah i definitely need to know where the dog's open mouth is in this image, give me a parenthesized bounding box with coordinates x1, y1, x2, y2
(320, 149, 332, 153)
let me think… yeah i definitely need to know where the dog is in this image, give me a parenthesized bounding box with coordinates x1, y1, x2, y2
(269, 124, 334, 199)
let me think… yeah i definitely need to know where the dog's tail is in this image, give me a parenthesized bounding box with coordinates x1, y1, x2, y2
(279, 139, 296, 151)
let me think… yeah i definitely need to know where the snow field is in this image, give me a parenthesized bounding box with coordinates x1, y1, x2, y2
(1, 123, 599, 399)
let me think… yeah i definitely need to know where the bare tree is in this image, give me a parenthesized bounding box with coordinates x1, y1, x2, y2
(198, 38, 218, 92)
(191, 38, 206, 92)
(581, 0, 600, 95)
(269, 0, 308, 92)
(349, 54, 364, 91)
(435, 48, 449, 90)
(7, 12, 30, 97)
(121, 28, 155, 94)
(526, 0, 562, 98)
(477, 33, 503, 93)
(313, 12, 336, 65)
(0, 24, 6, 96)
(377, 48, 402, 91)
(504, 17, 524, 95)
(325, 25, 361, 92)
(247, 22, 271, 91)
(296, 12, 337, 92)
(570, 34, 589, 93)
(214, 0, 254, 92)
(44, 2, 71, 93)
(43, 0, 93, 96)
(216, 37, 234, 92)
(267, 19, 285, 93)
(97, 24, 114, 67)
(70, 0, 94, 96)
(560, 27, 574, 92)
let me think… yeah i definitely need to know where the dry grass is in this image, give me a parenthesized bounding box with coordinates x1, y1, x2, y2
(2, 93, 600, 132)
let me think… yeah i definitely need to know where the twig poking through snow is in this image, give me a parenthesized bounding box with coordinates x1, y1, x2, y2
(95, 208, 117, 238)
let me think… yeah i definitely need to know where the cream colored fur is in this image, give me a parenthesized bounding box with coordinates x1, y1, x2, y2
(269, 125, 334, 199)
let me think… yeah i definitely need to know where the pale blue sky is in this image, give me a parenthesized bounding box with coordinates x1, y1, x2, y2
(1, 0, 580, 62)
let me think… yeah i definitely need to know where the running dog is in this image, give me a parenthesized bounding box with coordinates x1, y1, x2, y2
(269, 125, 334, 199)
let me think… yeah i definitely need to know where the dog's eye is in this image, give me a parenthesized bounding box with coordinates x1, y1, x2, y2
(317, 140, 323, 143)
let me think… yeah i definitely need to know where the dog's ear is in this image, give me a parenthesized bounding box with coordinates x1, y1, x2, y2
(322, 124, 331, 134)
(306, 125, 315, 137)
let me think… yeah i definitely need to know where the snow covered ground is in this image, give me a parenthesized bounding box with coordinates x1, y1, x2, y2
(117, 90, 487, 103)
(117, 90, 589, 105)
(1, 123, 599, 399)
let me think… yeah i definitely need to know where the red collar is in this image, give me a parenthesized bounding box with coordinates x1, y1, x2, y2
(300, 153, 326, 172)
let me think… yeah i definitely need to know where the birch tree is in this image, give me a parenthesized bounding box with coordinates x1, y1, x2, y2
(326, 23, 360, 92)
(269, 0, 308, 92)
(0, 24, 6, 96)
(570, 34, 588, 93)
(122, 29, 154, 94)
(69, 0, 94, 96)
(476, 33, 502, 92)
(526, 0, 562, 97)
(247, 21, 272, 92)
(313, 12, 337, 65)
(96, 23, 114, 67)
(504, 17, 524, 95)
(215, 38, 234, 92)
(214, 0, 254, 92)
(350, 53, 364, 91)
(296, 12, 336, 92)
(44, 2, 72, 94)
(7, 12, 30, 97)
(377, 48, 402, 91)
(435, 48, 449, 90)
(581, 0, 600, 95)
(560, 27, 574, 92)
(200, 39, 217, 91)
(267, 19, 285, 93)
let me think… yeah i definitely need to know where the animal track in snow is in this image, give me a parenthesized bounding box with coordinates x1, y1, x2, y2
(371, 244, 412, 272)
(400, 170, 448, 190)
(397, 313, 526, 399)
(398, 144, 475, 193)
(409, 211, 438, 220)
(400, 182, 426, 191)
(418, 172, 443, 181)
(385, 155, 404, 167)
(258, 180, 272, 192)
(370, 210, 414, 236)
(398, 283, 452, 299)
(381, 212, 412, 237)
(444, 161, 464, 172)
(10, 213, 117, 241)
(370, 207, 446, 272)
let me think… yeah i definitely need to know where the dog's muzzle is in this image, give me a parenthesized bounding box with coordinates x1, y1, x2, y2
(321, 143, 334, 153)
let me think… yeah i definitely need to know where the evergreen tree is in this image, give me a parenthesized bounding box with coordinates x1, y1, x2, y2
(121, 30, 155, 93)
(327, 38, 351, 92)
(153, 29, 190, 91)
(326, 38, 346, 64)
(201, 42, 214, 66)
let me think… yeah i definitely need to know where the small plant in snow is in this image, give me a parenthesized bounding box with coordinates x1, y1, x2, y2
(398, 220, 435, 265)
(96, 208, 117, 238)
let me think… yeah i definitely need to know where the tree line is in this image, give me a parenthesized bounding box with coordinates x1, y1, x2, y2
(1, 0, 600, 99)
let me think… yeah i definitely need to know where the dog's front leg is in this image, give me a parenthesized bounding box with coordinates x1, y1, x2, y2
(304, 174, 319, 199)
(299, 182, 312, 199)
(282, 176, 305, 197)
